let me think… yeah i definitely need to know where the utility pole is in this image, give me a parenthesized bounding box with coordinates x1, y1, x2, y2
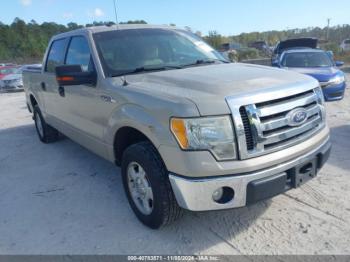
(326, 18, 331, 41)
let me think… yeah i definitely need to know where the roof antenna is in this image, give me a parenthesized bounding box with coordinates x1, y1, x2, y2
(113, 0, 128, 86)
(113, 0, 119, 29)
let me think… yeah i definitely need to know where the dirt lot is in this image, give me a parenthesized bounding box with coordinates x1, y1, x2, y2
(0, 78, 349, 255)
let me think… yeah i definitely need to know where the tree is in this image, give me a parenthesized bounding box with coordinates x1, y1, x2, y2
(67, 22, 81, 30)
(204, 30, 223, 49)
(119, 20, 147, 24)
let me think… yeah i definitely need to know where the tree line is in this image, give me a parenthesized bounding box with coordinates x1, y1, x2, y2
(204, 25, 350, 52)
(1, 17, 350, 63)
(0, 18, 147, 63)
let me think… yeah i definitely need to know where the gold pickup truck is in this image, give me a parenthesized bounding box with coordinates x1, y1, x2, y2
(23, 25, 331, 229)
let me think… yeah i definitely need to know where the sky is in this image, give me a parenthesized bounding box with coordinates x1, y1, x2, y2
(2, 0, 350, 35)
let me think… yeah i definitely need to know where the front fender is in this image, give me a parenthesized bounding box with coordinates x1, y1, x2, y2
(105, 103, 178, 152)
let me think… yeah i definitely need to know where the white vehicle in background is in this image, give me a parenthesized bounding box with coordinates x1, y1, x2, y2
(21, 64, 42, 71)
(340, 39, 350, 52)
(20, 64, 42, 72)
(0, 67, 23, 91)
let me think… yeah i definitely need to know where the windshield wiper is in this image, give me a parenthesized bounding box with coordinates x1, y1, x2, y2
(182, 59, 228, 68)
(110, 65, 182, 77)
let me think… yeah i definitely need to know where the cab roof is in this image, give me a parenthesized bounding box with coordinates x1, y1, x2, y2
(52, 24, 180, 39)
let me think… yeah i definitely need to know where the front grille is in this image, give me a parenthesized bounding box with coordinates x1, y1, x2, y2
(237, 88, 324, 159)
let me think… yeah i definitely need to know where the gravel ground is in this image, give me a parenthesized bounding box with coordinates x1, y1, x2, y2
(0, 77, 349, 255)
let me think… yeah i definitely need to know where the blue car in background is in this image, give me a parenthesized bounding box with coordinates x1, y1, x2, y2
(272, 39, 346, 101)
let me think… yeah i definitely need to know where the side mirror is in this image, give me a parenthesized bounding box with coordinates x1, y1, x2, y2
(335, 61, 344, 67)
(55, 65, 97, 86)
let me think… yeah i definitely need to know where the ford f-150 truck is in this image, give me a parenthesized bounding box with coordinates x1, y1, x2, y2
(23, 25, 331, 229)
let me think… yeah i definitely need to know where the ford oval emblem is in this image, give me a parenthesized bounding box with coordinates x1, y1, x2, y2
(287, 108, 308, 127)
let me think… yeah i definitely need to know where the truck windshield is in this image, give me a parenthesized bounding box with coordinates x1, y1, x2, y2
(281, 52, 333, 68)
(93, 28, 227, 77)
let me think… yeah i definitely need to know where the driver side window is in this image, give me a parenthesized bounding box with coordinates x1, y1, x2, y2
(65, 36, 94, 72)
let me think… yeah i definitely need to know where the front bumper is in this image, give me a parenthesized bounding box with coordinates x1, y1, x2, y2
(169, 136, 331, 211)
(0, 81, 24, 92)
(322, 82, 346, 101)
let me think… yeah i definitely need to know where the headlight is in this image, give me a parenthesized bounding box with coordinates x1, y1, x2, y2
(170, 116, 236, 160)
(314, 86, 326, 122)
(329, 74, 345, 85)
(314, 86, 325, 105)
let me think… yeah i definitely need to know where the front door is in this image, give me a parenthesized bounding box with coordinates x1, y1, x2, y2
(59, 35, 115, 155)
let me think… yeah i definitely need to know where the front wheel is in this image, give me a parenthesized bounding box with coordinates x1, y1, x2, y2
(121, 141, 183, 229)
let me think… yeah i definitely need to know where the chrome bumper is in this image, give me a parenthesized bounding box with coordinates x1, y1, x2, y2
(169, 137, 331, 211)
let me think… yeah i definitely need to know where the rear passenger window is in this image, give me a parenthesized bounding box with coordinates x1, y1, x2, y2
(65, 36, 92, 72)
(45, 38, 67, 73)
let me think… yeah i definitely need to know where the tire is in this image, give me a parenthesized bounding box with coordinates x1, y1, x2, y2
(121, 141, 183, 229)
(33, 105, 59, 143)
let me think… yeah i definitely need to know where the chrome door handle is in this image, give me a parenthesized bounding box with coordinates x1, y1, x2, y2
(100, 95, 116, 103)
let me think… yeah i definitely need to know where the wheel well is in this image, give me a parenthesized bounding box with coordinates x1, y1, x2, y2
(114, 127, 151, 166)
(30, 95, 37, 109)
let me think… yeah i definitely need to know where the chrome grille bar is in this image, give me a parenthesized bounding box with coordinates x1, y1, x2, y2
(263, 115, 321, 145)
(260, 104, 320, 131)
(258, 92, 317, 117)
(226, 83, 326, 159)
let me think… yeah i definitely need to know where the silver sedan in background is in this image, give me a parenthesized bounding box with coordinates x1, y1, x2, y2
(0, 66, 23, 91)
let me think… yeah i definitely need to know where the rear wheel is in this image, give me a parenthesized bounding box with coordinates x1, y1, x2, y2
(121, 141, 183, 229)
(33, 105, 59, 143)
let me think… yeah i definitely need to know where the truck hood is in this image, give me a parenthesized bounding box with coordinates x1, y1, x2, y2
(122, 63, 317, 115)
(286, 66, 340, 82)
